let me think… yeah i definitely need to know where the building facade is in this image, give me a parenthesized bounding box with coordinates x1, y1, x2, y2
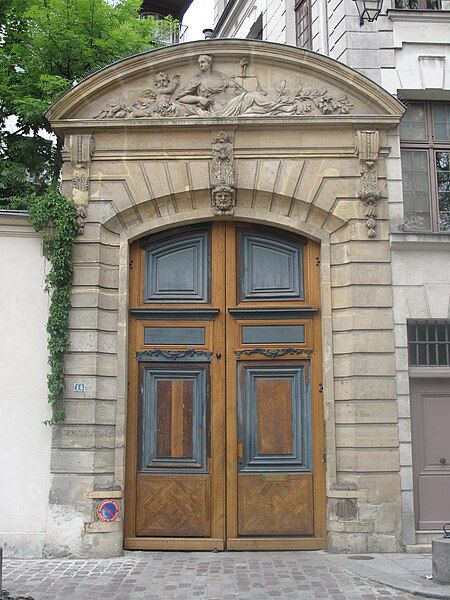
(0, 0, 448, 559)
(213, 0, 450, 551)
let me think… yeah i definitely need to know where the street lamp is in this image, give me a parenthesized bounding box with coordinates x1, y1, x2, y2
(353, 0, 384, 24)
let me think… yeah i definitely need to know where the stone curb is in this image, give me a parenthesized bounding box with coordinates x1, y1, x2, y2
(322, 555, 450, 599)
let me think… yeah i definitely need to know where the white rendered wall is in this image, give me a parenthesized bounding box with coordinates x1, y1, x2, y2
(0, 213, 51, 557)
(215, 0, 288, 43)
(390, 240, 450, 544)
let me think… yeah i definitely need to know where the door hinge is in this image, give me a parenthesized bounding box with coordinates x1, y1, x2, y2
(322, 452, 327, 465)
(315, 257, 320, 266)
(319, 383, 323, 393)
(129, 259, 134, 270)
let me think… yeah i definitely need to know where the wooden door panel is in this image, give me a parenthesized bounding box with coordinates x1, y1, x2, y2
(411, 379, 450, 530)
(140, 365, 208, 472)
(237, 361, 313, 536)
(136, 474, 210, 537)
(143, 229, 210, 303)
(257, 378, 293, 455)
(238, 363, 311, 472)
(238, 473, 313, 536)
(127, 222, 325, 549)
(238, 229, 305, 301)
(418, 475, 450, 529)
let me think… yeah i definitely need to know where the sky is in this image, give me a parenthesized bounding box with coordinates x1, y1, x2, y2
(182, 0, 215, 42)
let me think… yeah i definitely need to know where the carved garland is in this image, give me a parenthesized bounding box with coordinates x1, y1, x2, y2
(211, 131, 236, 215)
(357, 130, 381, 239)
(234, 348, 313, 358)
(67, 134, 94, 233)
(1, 592, 34, 600)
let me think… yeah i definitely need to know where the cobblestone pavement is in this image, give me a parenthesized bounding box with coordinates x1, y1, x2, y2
(2, 551, 427, 600)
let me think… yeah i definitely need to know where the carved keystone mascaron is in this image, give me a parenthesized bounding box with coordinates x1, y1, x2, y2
(93, 54, 353, 120)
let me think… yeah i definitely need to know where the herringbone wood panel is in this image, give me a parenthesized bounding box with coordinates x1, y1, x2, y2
(238, 473, 314, 536)
(136, 474, 210, 537)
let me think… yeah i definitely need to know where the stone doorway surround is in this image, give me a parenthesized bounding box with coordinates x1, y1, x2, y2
(45, 39, 405, 557)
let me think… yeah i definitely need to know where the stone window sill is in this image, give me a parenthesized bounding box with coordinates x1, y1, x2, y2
(391, 231, 450, 250)
(409, 367, 450, 378)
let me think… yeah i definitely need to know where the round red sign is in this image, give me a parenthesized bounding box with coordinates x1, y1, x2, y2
(97, 499, 120, 522)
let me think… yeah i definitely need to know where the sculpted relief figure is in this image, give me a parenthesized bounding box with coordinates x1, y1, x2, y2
(175, 54, 296, 117)
(93, 54, 353, 119)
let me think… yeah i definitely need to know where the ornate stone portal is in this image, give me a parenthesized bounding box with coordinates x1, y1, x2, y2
(44, 40, 405, 558)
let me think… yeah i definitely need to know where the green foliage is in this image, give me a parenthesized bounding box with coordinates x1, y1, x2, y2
(0, 0, 178, 421)
(9, 189, 79, 424)
(0, 0, 178, 205)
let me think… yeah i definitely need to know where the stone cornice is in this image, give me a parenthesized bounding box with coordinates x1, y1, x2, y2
(387, 8, 450, 22)
(46, 39, 405, 123)
(48, 114, 403, 135)
(0, 211, 42, 238)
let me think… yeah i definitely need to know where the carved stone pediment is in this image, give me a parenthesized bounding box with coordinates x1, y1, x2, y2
(46, 40, 404, 123)
(91, 54, 354, 120)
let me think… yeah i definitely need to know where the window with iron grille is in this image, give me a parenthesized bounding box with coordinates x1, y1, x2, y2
(295, 0, 312, 50)
(394, 0, 450, 8)
(400, 102, 450, 232)
(407, 320, 450, 367)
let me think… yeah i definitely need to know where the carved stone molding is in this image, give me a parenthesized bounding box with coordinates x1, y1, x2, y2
(211, 131, 236, 215)
(357, 130, 381, 239)
(234, 348, 313, 359)
(67, 134, 94, 207)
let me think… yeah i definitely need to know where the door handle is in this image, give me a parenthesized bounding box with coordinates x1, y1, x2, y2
(440, 458, 447, 465)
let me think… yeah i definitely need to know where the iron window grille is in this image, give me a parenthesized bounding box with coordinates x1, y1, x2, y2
(295, 0, 312, 50)
(407, 320, 450, 367)
(400, 101, 450, 232)
(394, 0, 448, 8)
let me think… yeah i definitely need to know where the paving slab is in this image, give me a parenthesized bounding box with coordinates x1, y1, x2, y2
(323, 553, 450, 599)
(1, 551, 447, 600)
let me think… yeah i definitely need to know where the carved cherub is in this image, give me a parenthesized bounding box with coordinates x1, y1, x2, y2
(94, 101, 129, 119)
(129, 98, 155, 118)
(141, 71, 180, 103)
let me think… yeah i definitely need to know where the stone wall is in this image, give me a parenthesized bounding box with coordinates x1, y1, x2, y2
(43, 125, 403, 555)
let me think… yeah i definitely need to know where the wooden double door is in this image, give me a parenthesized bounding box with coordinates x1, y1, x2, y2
(125, 222, 326, 550)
